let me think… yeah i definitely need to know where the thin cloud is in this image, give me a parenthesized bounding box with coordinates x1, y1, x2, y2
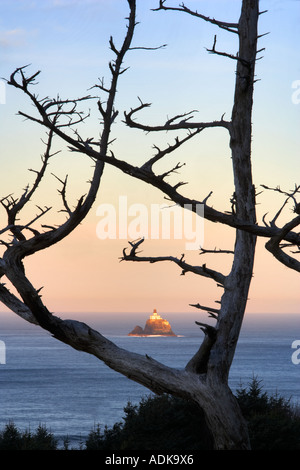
(0, 29, 27, 48)
(47, 0, 109, 6)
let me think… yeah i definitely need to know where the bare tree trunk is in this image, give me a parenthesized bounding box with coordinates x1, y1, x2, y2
(0, 0, 274, 450)
(190, 0, 258, 448)
(152, 0, 258, 448)
(208, 0, 258, 379)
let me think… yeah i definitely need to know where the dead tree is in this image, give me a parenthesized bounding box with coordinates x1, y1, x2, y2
(1, 0, 299, 450)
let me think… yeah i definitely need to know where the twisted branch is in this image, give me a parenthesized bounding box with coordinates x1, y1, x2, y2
(121, 238, 226, 285)
(124, 99, 231, 132)
(152, 1, 239, 35)
(266, 216, 300, 272)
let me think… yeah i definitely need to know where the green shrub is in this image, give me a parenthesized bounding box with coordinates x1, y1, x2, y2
(85, 422, 123, 450)
(0, 422, 57, 450)
(0, 422, 23, 450)
(85, 394, 213, 451)
(236, 377, 300, 450)
(2, 378, 299, 450)
(86, 378, 300, 451)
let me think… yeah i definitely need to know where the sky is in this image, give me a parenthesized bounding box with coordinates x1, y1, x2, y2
(0, 0, 299, 318)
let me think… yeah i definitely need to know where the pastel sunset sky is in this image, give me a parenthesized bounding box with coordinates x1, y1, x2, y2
(0, 0, 299, 317)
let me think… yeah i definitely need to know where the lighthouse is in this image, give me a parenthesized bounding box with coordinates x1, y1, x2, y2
(149, 308, 162, 320)
(128, 308, 177, 336)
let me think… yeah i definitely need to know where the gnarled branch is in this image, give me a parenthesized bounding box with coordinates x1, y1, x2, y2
(190, 303, 220, 319)
(266, 216, 300, 272)
(124, 99, 231, 133)
(152, 1, 239, 35)
(121, 238, 226, 285)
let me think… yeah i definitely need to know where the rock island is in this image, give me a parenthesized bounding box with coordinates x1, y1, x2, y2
(128, 309, 177, 336)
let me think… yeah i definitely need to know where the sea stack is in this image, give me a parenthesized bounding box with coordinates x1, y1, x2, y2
(128, 309, 177, 336)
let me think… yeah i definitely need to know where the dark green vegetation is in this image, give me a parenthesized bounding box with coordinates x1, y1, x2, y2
(1, 379, 300, 450)
(85, 394, 213, 451)
(0, 423, 57, 450)
(236, 378, 300, 450)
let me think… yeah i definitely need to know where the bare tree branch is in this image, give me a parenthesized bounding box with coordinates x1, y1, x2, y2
(129, 44, 167, 51)
(2, 0, 296, 451)
(152, 1, 239, 34)
(189, 302, 220, 319)
(0, 283, 38, 325)
(98, 153, 300, 247)
(141, 128, 203, 171)
(124, 99, 231, 132)
(266, 216, 300, 272)
(121, 238, 226, 285)
(3, 0, 139, 264)
(259, 184, 300, 271)
(261, 184, 300, 224)
(206, 35, 251, 68)
(0, 131, 57, 244)
(7, 68, 300, 253)
(51, 173, 72, 216)
(199, 247, 234, 256)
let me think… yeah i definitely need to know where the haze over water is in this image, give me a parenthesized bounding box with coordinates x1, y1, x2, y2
(0, 311, 299, 447)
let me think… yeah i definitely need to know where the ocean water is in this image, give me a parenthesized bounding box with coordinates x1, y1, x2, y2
(0, 312, 299, 448)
